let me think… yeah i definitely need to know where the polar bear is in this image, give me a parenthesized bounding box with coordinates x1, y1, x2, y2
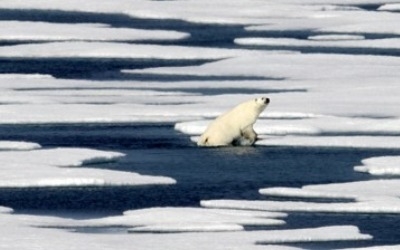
(197, 97, 270, 147)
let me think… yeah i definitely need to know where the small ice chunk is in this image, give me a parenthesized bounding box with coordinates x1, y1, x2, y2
(259, 187, 356, 200)
(308, 34, 365, 41)
(129, 223, 244, 233)
(201, 199, 400, 214)
(257, 136, 400, 149)
(0, 141, 41, 151)
(0, 206, 13, 214)
(256, 225, 372, 244)
(355, 156, 400, 176)
(378, 4, 400, 12)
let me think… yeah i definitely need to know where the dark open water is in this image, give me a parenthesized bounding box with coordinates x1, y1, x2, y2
(1, 7, 400, 249)
(0, 124, 399, 249)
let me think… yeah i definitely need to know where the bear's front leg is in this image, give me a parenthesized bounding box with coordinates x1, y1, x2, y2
(235, 125, 257, 146)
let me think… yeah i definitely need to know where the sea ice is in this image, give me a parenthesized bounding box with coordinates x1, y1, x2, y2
(39, 207, 286, 233)
(202, 178, 400, 215)
(0, 207, 371, 250)
(0, 141, 41, 151)
(0, 41, 247, 59)
(0, 206, 13, 214)
(0, 21, 189, 42)
(307, 34, 365, 41)
(235, 37, 400, 50)
(0, 143, 176, 187)
(378, 3, 400, 12)
(355, 156, 400, 176)
(256, 135, 400, 149)
(0, 0, 400, 249)
(201, 199, 400, 214)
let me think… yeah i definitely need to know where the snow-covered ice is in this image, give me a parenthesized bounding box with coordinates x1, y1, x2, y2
(235, 37, 400, 50)
(257, 135, 400, 149)
(0, 141, 41, 151)
(0, 207, 371, 250)
(0, 143, 176, 187)
(0, 21, 189, 42)
(0, 41, 246, 59)
(202, 178, 400, 214)
(1, 0, 400, 249)
(38, 207, 287, 233)
(355, 156, 400, 176)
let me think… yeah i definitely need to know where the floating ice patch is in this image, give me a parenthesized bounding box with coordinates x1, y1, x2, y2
(235, 37, 400, 50)
(0, 21, 189, 42)
(318, 21, 400, 35)
(202, 177, 400, 214)
(0, 206, 13, 214)
(0, 41, 246, 59)
(263, 179, 400, 203)
(0, 146, 175, 187)
(354, 156, 400, 176)
(123, 207, 286, 231)
(255, 225, 372, 244)
(0, 210, 371, 250)
(378, 3, 400, 12)
(259, 187, 357, 200)
(201, 198, 400, 214)
(129, 223, 244, 233)
(257, 135, 400, 149)
(0, 141, 41, 151)
(308, 34, 365, 41)
(40, 207, 286, 232)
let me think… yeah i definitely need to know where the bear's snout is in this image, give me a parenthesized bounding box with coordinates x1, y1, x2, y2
(263, 97, 270, 104)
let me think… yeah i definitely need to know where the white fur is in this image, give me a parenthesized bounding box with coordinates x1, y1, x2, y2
(197, 97, 269, 147)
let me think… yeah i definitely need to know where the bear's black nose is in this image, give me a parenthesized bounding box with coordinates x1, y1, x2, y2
(264, 97, 270, 104)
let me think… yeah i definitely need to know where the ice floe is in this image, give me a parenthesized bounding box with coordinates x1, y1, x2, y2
(201, 197, 400, 214)
(0, 21, 189, 42)
(0, 143, 176, 187)
(0, 41, 248, 59)
(38, 207, 287, 233)
(0, 206, 13, 214)
(0, 141, 41, 151)
(256, 135, 400, 149)
(355, 156, 400, 176)
(202, 177, 400, 214)
(235, 37, 400, 50)
(378, 3, 400, 12)
(0, 205, 371, 250)
(307, 34, 365, 41)
(0, 207, 371, 250)
(260, 179, 400, 203)
(0, 0, 400, 249)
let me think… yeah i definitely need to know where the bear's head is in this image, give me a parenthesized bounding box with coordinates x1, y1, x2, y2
(255, 97, 270, 105)
(253, 97, 270, 113)
(254, 97, 269, 108)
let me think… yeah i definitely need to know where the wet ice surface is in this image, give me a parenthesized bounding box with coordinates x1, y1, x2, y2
(1, 1, 400, 249)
